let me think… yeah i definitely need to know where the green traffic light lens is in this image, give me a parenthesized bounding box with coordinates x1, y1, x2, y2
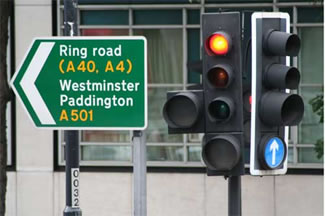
(208, 99, 232, 121)
(215, 101, 230, 119)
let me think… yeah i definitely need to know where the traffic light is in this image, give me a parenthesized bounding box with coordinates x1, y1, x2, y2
(250, 12, 304, 175)
(163, 90, 205, 134)
(201, 12, 244, 176)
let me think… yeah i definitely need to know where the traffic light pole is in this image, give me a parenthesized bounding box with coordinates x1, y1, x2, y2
(63, 0, 82, 215)
(132, 131, 147, 216)
(64, 131, 81, 215)
(228, 176, 242, 216)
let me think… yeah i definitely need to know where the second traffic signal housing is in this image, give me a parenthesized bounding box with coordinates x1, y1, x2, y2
(250, 12, 304, 176)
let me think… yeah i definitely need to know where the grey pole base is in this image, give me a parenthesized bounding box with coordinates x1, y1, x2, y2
(64, 207, 82, 216)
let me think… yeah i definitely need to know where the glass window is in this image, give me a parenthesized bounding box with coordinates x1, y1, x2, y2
(81, 29, 129, 36)
(80, 10, 129, 25)
(299, 27, 323, 84)
(298, 147, 323, 163)
(81, 130, 130, 143)
(147, 145, 184, 162)
(187, 10, 200, 25)
(79, 0, 201, 4)
(134, 29, 183, 84)
(133, 10, 182, 25)
(299, 87, 323, 145)
(58, 2, 323, 169)
(81, 145, 132, 161)
(187, 29, 201, 84)
(298, 7, 323, 23)
(187, 146, 201, 162)
(298, 27, 323, 164)
(279, 7, 293, 19)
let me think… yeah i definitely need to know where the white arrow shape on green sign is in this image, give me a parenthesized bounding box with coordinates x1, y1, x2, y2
(20, 42, 56, 125)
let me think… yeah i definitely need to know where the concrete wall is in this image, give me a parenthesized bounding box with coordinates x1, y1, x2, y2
(6, 172, 324, 216)
(11, 0, 54, 215)
(6, 0, 323, 216)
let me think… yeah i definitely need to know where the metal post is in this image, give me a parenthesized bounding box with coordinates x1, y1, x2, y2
(64, 131, 82, 216)
(63, 0, 81, 215)
(228, 176, 242, 216)
(132, 131, 147, 216)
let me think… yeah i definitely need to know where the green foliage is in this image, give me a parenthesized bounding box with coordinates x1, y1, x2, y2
(309, 94, 323, 159)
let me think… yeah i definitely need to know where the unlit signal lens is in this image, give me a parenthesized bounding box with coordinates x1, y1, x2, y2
(207, 65, 232, 88)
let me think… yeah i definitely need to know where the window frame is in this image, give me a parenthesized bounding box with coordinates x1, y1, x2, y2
(56, 0, 324, 170)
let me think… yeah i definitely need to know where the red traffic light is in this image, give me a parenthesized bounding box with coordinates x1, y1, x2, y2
(206, 32, 231, 55)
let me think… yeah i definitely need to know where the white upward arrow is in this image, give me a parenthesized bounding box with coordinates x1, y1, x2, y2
(20, 42, 56, 125)
(270, 140, 279, 165)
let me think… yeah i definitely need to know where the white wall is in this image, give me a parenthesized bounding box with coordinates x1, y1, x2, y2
(12, 0, 54, 215)
(7, 1, 323, 216)
(7, 172, 324, 216)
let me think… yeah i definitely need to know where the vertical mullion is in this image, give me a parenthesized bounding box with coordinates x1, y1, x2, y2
(129, 7, 134, 164)
(273, 0, 278, 12)
(77, 6, 81, 35)
(129, 8, 133, 36)
(183, 8, 188, 163)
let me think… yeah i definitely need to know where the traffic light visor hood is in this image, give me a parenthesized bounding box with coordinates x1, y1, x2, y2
(264, 64, 300, 89)
(205, 32, 231, 55)
(163, 92, 202, 128)
(264, 30, 301, 56)
(260, 92, 304, 126)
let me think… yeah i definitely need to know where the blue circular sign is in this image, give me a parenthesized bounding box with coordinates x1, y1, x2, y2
(264, 137, 286, 169)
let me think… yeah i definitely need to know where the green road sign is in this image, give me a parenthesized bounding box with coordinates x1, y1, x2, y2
(11, 37, 147, 130)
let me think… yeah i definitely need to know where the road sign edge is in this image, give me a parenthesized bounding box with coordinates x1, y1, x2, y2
(10, 38, 47, 128)
(11, 36, 148, 129)
(143, 36, 148, 131)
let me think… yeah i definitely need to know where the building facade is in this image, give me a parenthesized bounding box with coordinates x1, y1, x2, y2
(4, 0, 324, 215)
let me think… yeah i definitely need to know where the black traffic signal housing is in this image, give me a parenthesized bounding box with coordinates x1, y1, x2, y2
(163, 90, 205, 134)
(250, 12, 304, 175)
(201, 12, 244, 177)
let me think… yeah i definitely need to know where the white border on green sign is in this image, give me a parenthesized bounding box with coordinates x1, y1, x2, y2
(11, 36, 148, 131)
